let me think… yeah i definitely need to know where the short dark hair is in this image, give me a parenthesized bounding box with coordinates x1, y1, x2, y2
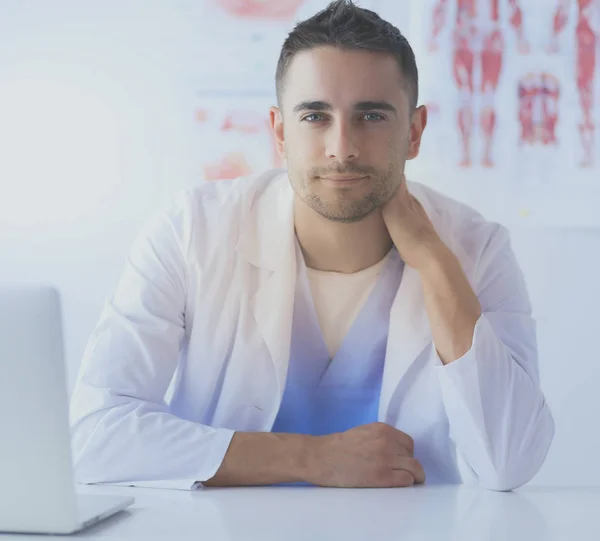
(275, 0, 418, 110)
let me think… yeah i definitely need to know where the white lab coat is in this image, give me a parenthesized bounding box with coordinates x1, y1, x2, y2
(70, 169, 554, 491)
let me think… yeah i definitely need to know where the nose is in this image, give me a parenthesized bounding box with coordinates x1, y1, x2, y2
(325, 119, 359, 161)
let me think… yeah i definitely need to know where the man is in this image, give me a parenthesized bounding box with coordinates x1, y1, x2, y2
(70, 0, 554, 491)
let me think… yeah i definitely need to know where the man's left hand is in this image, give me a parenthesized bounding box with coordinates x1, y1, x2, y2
(381, 174, 444, 269)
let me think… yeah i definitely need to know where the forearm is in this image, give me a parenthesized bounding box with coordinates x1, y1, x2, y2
(203, 431, 315, 487)
(71, 397, 235, 489)
(419, 242, 481, 364)
(436, 315, 554, 490)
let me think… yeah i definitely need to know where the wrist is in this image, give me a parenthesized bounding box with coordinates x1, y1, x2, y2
(270, 433, 319, 483)
(299, 434, 328, 485)
(413, 237, 452, 272)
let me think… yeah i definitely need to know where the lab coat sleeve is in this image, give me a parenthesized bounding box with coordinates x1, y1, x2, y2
(69, 192, 235, 490)
(434, 223, 555, 491)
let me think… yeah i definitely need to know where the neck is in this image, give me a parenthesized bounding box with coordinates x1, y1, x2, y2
(294, 198, 393, 274)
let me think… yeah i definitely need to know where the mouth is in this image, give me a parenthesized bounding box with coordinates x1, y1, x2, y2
(319, 175, 369, 185)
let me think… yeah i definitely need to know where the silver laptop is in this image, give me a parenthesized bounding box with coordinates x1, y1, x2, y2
(0, 285, 133, 534)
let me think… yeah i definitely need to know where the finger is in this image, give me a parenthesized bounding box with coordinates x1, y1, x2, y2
(406, 190, 424, 211)
(397, 444, 413, 457)
(394, 456, 426, 485)
(389, 469, 415, 488)
(391, 430, 414, 455)
(388, 177, 402, 199)
(410, 194, 422, 208)
(397, 176, 409, 199)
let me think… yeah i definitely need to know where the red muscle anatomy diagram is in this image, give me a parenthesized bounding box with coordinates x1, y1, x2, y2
(548, 0, 599, 167)
(214, 0, 306, 20)
(429, 0, 530, 167)
(196, 108, 283, 181)
(518, 72, 560, 146)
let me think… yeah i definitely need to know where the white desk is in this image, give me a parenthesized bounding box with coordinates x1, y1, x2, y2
(2, 484, 599, 540)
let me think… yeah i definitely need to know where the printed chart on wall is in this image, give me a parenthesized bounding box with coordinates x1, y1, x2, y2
(175, 0, 395, 94)
(176, 0, 317, 181)
(192, 97, 284, 181)
(174, 0, 308, 94)
(406, 0, 600, 227)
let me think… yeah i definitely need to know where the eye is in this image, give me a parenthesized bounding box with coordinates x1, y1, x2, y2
(363, 112, 385, 121)
(302, 113, 326, 122)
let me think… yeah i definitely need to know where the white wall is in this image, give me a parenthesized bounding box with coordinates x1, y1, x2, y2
(0, 0, 201, 395)
(509, 228, 600, 486)
(1, 0, 597, 487)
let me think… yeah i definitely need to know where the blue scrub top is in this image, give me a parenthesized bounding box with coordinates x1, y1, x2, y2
(272, 243, 404, 438)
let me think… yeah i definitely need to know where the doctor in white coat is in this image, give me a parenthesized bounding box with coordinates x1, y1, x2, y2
(70, 0, 554, 491)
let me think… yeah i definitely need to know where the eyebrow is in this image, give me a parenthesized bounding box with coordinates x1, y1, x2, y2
(292, 100, 397, 114)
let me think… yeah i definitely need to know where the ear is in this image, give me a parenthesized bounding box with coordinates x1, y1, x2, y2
(406, 105, 428, 160)
(269, 106, 286, 159)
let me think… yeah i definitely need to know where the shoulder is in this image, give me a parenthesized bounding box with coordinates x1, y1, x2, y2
(174, 168, 286, 217)
(146, 168, 287, 260)
(181, 168, 287, 215)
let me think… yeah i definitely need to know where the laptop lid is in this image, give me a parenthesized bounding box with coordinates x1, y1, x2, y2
(0, 285, 79, 533)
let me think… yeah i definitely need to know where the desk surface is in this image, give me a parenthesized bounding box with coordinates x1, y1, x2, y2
(2, 484, 600, 540)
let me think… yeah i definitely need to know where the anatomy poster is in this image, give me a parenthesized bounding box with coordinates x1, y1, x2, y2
(192, 96, 284, 181)
(163, 0, 305, 94)
(173, 0, 396, 94)
(406, 0, 600, 227)
(137, 0, 598, 226)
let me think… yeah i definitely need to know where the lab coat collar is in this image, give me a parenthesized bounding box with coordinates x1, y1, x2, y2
(236, 169, 295, 272)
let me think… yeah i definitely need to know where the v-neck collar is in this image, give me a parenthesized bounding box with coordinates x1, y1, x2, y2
(294, 239, 404, 385)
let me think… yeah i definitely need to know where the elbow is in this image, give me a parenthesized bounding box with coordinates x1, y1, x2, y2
(478, 408, 556, 492)
(478, 461, 543, 492)
(71, 413, 114, 485)
(70, 397, 140, 485)
(69, 384, 143, 484)
(477, 471, 532, 492)
(72, 444, 102, 485)
(73, 462, 107, 486)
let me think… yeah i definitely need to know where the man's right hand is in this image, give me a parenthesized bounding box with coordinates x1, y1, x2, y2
(203, 423, 424, 488)
(305, 422, 426, 488)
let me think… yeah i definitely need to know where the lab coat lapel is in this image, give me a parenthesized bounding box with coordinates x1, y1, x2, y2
(379, 182, 444, 419)
(236, 171, 297, 398)
(378, 264, 432, 418)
